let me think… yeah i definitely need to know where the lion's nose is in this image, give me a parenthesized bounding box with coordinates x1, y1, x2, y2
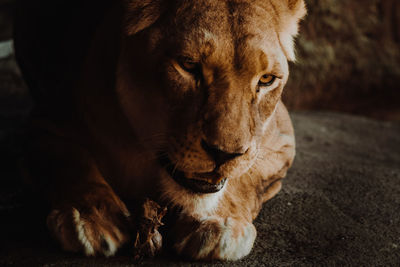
(201, 139, 244, 167)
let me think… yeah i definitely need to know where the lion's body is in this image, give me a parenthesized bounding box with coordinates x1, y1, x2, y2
(15, 0, 305, 260)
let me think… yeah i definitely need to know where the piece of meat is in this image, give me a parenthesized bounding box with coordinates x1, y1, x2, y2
(133, 199, 167, 260)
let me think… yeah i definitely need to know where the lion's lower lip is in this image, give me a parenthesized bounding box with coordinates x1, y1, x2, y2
(174, 175, 227, 194)
(157, 154, 226, 194)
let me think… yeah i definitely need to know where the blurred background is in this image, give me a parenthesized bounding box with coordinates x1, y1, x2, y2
(1, 0, 400, 122)
(284, 0, 400, 121)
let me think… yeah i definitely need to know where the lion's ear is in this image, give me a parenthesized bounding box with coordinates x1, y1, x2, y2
(273, 0, 307, 61)
(124, 0, 165, 35)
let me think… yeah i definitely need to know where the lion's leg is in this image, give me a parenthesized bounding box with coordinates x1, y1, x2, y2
(258, 101, 295, 203)
(26, 129, 131, 257)
(262, 179, 282, 202)
(256, 148, 292, 204)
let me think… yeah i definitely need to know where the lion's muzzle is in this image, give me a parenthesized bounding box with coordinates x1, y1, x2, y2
(158, 154, 227, 194)
(200, 139, 246, 167)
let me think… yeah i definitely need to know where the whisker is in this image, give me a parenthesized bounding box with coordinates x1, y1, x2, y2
(246, 172, 257, 187)
(171, 161, 180, 177)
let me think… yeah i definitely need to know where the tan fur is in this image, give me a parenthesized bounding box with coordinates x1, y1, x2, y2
(26, 0, 306, 260)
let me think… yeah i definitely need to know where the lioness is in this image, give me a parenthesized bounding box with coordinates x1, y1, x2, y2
(15, 0, 306, 261)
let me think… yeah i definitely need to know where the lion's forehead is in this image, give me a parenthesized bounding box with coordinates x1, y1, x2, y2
(172, 1, 279, 42)
(167, 1, 285, 75)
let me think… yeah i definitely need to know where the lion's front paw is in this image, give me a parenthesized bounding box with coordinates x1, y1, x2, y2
(47, 199, 131, 257)
(169, 216, 256, 261)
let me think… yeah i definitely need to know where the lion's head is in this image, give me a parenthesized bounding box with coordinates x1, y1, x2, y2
(116, 0, 306, 197)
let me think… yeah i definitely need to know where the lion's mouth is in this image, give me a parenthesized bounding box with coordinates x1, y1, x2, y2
(158, 155, 226, 194)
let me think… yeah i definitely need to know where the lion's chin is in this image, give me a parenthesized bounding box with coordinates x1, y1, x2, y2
(158, 155, 227, 194)
(174, 175, 227, 194)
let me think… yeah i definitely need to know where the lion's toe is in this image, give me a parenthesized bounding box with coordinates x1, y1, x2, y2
(47, 207, 130, 257)
(170, 216, 256, 261)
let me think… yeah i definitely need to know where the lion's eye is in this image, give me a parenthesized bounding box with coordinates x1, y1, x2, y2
(179, 59, 200, 74)
(258, 74, 276, 87)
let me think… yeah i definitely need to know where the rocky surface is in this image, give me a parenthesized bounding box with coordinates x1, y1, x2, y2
(283, 0, 400, 120)
(0, 0, 13, 41)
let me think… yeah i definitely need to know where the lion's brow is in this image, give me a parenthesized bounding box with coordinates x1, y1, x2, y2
(258, 51, 285, 77)
(199, 30, 218, 59)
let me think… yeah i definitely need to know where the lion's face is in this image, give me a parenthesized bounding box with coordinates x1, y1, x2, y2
(117, 0, 305, 194)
